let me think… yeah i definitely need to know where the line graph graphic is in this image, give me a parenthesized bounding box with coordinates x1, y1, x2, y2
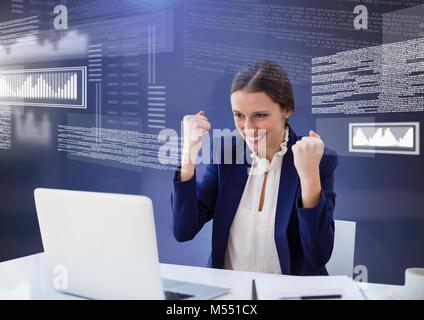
(0, 67, 87, 108)
(349, 122, 419, 155)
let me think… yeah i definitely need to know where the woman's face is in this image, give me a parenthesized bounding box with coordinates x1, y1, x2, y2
(231, 90, 292, 159)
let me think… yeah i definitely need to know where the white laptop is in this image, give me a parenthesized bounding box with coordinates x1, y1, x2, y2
(34, 188, 230, 300)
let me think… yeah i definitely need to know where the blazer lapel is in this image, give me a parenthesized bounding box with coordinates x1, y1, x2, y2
(213, 161, 248, 267)
(274, 126, 300, 275)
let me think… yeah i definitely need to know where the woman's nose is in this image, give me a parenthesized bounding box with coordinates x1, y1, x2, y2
(243, 118, 256, 134)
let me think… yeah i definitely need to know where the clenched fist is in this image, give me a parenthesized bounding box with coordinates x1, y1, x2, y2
(180, 111, 211, 181)
(292, 130, 324, 181)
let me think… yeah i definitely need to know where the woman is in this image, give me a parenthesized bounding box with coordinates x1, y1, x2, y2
(171, 60, 338, 275)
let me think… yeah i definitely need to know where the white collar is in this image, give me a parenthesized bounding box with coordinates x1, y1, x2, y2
(249, 127, 289, 172)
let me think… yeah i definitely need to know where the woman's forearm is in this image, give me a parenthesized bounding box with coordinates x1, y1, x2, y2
(299, 171, 322, 208)
(180, 163, 195, 181)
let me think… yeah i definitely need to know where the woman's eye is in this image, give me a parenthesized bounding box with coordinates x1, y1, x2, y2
(233, 114, 243, 118)
(256, 114, 267, 118)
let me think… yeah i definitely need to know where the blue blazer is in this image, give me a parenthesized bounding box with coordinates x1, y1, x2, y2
(171, 126, 338, 275)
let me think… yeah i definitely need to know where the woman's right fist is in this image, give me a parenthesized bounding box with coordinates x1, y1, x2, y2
(182, 111, 211, 166)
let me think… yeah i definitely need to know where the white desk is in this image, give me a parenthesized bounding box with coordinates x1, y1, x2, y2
(0, 253, 403, 300)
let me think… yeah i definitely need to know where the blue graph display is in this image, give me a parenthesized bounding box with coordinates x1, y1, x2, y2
(0, 67, 86, 108)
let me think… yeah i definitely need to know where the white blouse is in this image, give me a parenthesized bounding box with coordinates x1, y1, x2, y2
(223, 128, 289, 274)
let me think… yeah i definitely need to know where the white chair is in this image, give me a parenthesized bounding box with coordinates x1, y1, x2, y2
(326, 220, 356, 277)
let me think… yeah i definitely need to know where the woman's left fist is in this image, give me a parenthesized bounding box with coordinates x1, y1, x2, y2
(292, 130, 324, 180)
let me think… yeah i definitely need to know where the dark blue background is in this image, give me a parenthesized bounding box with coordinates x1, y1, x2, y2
(0, 0, 422, 285)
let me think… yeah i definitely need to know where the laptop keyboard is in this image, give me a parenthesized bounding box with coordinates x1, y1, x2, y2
(164, 290, 195, 300)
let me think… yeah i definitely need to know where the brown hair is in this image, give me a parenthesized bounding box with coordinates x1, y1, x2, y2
(231, 60, 295, 116)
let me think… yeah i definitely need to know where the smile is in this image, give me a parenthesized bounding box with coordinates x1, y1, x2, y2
(245, 132, 266, 145)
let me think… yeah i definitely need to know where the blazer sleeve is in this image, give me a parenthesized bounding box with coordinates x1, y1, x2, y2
(171, 163, 219, 242)
(296, 150, 338, 269)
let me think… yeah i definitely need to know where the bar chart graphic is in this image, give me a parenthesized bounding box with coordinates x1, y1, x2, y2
(349, 122, 420, 155)
(0, 67, 87, 108)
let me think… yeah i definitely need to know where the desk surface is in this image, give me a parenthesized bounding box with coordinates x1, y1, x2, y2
(0, 253, 404, 300)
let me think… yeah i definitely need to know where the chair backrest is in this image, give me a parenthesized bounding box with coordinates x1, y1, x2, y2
(326, 220, 356, 277)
